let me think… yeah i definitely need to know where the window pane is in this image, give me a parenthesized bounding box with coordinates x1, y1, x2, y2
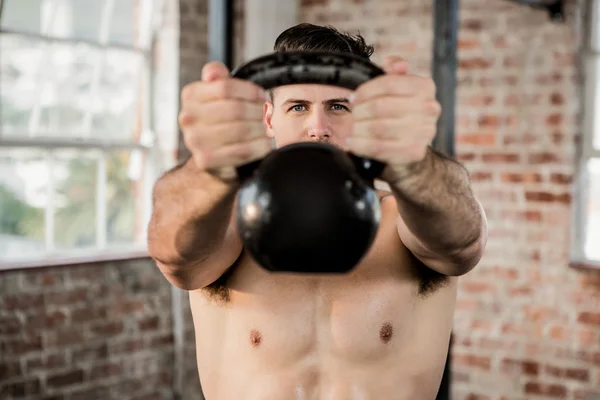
(0, 149, 46, 261)
(106, 150, 143, 245)
(2, 37, 144, 143)
(585, 158, 600, 261)
(0, 0, 43, 36)
(53, 150, 98, 250)
(91, 49, 144, 142)
(0, 0, 153, 49)
(0, 34, 43, 136)
(109, 0, 137, 47)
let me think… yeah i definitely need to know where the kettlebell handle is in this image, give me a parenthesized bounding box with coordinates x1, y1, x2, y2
(231, 51, 387, 185)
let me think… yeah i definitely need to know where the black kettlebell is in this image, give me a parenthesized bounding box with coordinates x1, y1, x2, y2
(231, 51, 387, 274)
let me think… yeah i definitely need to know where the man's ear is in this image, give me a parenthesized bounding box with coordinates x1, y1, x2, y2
(264, 101, 275, 139)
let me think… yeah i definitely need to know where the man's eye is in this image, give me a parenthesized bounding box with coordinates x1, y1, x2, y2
(331, 103, 349, 111)
(290, 104, 307, 112)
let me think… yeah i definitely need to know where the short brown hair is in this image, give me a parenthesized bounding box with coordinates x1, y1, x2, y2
(268, 23, 374, 101)
(273, 23, 374, 59)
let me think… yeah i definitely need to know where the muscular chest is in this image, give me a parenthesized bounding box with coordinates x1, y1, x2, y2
(216, 257, 419, 364)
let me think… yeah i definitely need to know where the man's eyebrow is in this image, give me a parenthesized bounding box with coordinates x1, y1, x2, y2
(282, 99, 311, 105)
(323, 98, 350, 104)
(281, 98, 350, 105)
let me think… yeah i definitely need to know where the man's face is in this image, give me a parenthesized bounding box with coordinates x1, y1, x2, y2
(263, 84, 354, 149)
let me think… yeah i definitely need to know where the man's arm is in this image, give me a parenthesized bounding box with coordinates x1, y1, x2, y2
(147, 157, 242, 290)
(389, 146, 487, 276)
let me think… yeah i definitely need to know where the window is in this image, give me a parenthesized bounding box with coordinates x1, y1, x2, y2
(0, 0, 164, 266)
(573, 0, 600, 266)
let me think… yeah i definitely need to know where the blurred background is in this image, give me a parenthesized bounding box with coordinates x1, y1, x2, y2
(0, 0, 599, 399)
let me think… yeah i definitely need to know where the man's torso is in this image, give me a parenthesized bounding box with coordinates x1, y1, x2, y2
(189, 193, 458, 400)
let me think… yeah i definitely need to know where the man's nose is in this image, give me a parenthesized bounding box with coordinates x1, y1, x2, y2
(307, 110, 331, 140)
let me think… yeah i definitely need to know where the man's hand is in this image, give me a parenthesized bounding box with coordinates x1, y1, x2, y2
(179, 61, 272, 181)
(348, 56, 441, 183)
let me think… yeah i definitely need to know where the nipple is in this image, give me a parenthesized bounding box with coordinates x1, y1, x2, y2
(379, 322, 393, 344)
(250, 329, 262, 348)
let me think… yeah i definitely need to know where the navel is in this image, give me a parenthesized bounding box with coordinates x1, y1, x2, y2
(379, 322, 393, 344)
(249, 329, 262, 348)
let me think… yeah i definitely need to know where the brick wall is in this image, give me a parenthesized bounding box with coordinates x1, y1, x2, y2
(0, 260, 174, 400)
(302, 0, 600, 398)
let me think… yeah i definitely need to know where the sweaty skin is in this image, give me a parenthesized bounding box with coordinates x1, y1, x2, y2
(189, 191, 457, 400)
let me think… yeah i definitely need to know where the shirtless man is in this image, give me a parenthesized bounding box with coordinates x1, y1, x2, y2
(148, 23, 487, 400)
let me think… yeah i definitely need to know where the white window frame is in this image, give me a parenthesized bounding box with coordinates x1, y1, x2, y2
(571, 0, 600, 268)
(0, 0, 176, 270)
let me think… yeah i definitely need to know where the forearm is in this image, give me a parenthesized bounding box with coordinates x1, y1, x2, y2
(389, 147, 485, 257)
(147, 158, 238, 267)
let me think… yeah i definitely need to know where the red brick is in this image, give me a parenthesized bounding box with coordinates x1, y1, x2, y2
(452, 371, 470, 383)
(45, 328, 85, 347)
(2, 294, 43, 311)
(44, 289, 88, 306)
(549, 173, 572, 184)
(525, 191, 571, 204)
(150, 333, 174, 347)
(524, 382, 567, 397)
(25, 353, 68, 372)
(501, 172, 543, 183)
(0, 361, 22, 380)
(71, 307, 107, 323)
(90, 362, 123, 380)
(459, 57, 493, 69)
(0, 315, 22, 335)
(90, 321, 124, 337)
(565, 367, 589, 382)
(454, 354, 491, 370)
(503, 133, 538, 145)
(47, 369, 85, 388)
(548, 325, 567, 341)
(457, 152, 477, 162)
(461, 281, 495, 294)
(578, 312, 600, 326)
(0, 335, 42, 356)
(457, 132, 496, 146)
(465, 95, 495, 106)
(466, 394, 490, 400)
(529, 152, 561, 164)
(462, 19, 483, 31)
(550, 92, 564, 105)
(458, 38, 480, 49)
(477, 115, 500, 127)
(481, 152, 520, 163)
(110, 339, 146, 355)
(26, 310, 67, 330)
(501, 358, 539, 376)
(469, 171, 493, 182)
(0, 378, 41, 397)
(546, 113, 563, 126)
(139, 316, 160, 331)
